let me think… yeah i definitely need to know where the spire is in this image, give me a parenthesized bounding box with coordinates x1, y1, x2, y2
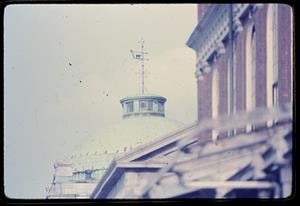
(130, 39, 149, 95)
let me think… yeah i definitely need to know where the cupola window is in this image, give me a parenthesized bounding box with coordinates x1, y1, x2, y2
(126, 101, 134, 113)
(140, 100, 153, 112)
(158, 102, 164, 113)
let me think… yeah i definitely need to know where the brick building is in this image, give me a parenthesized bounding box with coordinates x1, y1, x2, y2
(186, 4, 293, 141)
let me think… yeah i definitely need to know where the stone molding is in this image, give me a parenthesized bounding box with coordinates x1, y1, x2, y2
(187, 4, 264, 79)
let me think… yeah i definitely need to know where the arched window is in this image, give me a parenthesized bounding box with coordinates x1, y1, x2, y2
(212, 67, 219, 142)
(266, 4, 278, 126)
(245, 22, 256, 132)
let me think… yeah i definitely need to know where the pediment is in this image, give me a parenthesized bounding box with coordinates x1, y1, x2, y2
(114, 121, 200, 164)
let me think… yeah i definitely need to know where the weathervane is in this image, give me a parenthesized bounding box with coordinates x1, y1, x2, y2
(130, 39, 149, 95)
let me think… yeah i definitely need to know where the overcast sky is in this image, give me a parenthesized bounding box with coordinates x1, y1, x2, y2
(4, 4, 197, 199)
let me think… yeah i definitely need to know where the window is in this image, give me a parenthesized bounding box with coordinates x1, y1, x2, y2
(126, 101, 134, 113)
(158, 102, 164, 113)
(272, 82, 278, 107)
(148, 101, 153, 111)
(140, 101, 146, 111)
(140, 100, 153, 112)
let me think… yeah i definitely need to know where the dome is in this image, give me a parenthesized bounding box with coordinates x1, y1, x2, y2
(69, 94, 184, 177)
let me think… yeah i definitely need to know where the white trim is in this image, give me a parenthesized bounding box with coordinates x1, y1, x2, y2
(266, 4, 279, 126)
(246, 22, 256, 132)
(212, 68, 219, 142)
(184, 181, 274, 189)
(91, 164, 118, 198)
(227, 42, 237, 136)
(117, 162, 167, 168)
(233, 41, 237, 115)
(227, 58, 231, 113)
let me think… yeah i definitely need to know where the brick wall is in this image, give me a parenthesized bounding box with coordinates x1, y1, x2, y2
(216, 52, 228, 117)
(278, 4, 292, 105)
(197, 72, 212, 121)
(192, 4, 292, 139)
(235, 25, 246, 114)
(235, 23, 247, 134)
(253, 5, 268, 108)
(197, 71, 212, 139)
(215, 49, 228, 138)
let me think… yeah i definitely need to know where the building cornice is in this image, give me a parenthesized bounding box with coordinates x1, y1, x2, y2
(186, 4, 264, 80)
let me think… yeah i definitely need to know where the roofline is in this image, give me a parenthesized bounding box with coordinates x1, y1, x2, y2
(90, 121, 199, 198)
(90, 160, 118, 198)
(186, 4, 215, 50)
(116, 121, 199, 162)
(90, 161, 166, 199)
(120, 95, 167, 104)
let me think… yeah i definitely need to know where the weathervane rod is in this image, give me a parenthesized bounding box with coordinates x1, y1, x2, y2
(141, 40, 145, 95)
(130, 39, 149, 95)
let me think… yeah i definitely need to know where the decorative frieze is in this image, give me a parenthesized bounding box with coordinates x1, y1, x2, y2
(187, 4, 263, 79)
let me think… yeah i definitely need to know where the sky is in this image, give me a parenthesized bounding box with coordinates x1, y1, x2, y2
(4, 4, 197, 199)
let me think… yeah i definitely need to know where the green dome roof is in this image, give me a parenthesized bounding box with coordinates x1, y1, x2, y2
(70, 95, 183, 172)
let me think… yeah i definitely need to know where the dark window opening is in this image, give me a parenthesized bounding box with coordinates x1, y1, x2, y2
(126, 101, 134, 113)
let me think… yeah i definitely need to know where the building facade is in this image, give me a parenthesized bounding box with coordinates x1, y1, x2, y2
(187, 4, 293, 140)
